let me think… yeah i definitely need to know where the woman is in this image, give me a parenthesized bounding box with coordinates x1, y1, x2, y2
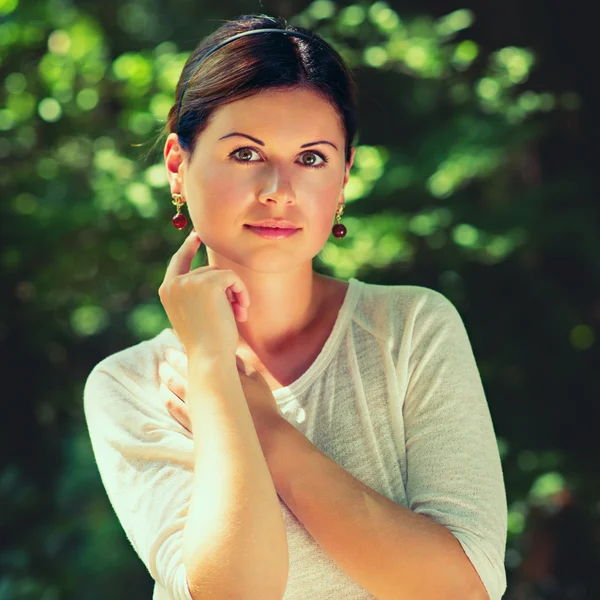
(83, 13, 507, 600)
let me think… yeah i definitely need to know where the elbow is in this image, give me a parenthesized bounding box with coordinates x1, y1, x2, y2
(187, 585, 286, 600)
(186, 571, 287, 600)
(460, 574, 490, 600)
(436, 559, 490, 600)
(450, 539, 490, 600)
(471, 582, 490, 600)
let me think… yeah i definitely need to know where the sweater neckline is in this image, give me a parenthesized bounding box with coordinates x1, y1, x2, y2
(272, 277, 361, 401)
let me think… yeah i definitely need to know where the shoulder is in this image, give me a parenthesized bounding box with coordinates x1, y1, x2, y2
(91, 326, 174, 372)
(355, 279, 447, 305)
(354, 280, 455, 325)
(350, 280, 461, 354)
(83, 328, 182, 426)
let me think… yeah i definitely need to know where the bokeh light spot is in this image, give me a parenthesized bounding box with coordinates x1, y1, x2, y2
(38, 98, 62, 122)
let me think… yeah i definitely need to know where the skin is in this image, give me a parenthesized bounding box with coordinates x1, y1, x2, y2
(164, 86, 356, 360)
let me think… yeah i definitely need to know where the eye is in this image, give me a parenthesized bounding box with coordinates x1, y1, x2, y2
(230, 147, 259, 163)
(228, 146, 329, 169)
(300, 151, 329, 168)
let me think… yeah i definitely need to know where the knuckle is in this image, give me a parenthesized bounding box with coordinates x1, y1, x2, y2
(183, 277, 195, 290)
(158, 361, 169, 378)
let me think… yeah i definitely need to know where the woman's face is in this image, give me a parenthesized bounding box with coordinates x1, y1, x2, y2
(170, 87, 355, 273)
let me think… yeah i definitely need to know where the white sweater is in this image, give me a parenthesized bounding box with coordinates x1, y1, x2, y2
(83, 277, 507, 600)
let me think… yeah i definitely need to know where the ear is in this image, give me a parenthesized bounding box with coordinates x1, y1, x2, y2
(343, 146, 356, 188)
(164, 133, 186, 193)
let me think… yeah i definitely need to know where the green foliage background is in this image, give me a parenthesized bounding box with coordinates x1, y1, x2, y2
(1, 0, 598, 597)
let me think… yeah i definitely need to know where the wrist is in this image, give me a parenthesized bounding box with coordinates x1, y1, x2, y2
(187, 348, 236, 371)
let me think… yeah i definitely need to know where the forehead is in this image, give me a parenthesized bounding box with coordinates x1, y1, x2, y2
(206, 88, 342, 138)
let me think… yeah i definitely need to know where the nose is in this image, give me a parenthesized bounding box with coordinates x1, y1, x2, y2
(258, 168, 297, 205)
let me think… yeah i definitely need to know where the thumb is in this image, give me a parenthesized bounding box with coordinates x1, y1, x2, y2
(164, 229, 202, 282)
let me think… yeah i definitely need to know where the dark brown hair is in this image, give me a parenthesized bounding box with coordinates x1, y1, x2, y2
(163, 13, 359, 165)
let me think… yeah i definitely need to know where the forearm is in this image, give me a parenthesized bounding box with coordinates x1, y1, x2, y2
(265, 420, 488, 600)
(183, 353, 288, 600)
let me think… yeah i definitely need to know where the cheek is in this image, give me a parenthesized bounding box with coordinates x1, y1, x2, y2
(186, 171, 243, 228)
(306, 197, 339, 240)
(204, 166, 244, 203)
(312, 181, 342, 218)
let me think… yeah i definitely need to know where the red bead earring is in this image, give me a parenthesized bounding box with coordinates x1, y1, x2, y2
(172, 193, 187, 229)
(332, 202, 347, 238)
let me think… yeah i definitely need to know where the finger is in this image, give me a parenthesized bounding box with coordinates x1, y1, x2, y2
(227, 279, 250, 309)
(211, 269, 250, 309)
(223, 287, 240, 322)
(160, 383, 192, 433)
(165, 347, 188, 376)
(232, 300, 248, 322)
(163, 229, 202, 284)
(237, 305, 248, 322)
(230, 282, 249, 320)
(158, 360, 188, 401)
(235, 353, 250, 375)
(202, 268, 251, 313)
(234, 286, 250, 308)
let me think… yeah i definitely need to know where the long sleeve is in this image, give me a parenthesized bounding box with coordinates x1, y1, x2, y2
(397, 288, 507, 599)
(83, 358, 194, 600)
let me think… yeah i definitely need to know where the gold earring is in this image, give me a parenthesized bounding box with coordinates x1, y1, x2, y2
(172, 193, 187, 229)
(331, 203, 346, 238)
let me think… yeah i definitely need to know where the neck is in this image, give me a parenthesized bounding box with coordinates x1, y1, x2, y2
(206, 251, 327, 356)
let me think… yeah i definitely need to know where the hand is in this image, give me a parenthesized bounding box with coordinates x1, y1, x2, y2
(158, 347, 284, 440)
(158, 229, 251, 361)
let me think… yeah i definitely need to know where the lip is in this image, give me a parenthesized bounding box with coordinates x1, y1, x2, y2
(245, 219, 300, 229)
(244, 225, 301, 240)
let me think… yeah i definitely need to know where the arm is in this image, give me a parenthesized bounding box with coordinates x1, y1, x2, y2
(398, 288, 507, 599)
(260, 288, 506, 600)
(183, 352, 288, 599)
(83, 351, 288, 600)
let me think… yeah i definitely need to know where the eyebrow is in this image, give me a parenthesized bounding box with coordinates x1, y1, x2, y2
(218, 132, 338, 151)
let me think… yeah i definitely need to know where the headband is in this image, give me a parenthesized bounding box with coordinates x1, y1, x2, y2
(175, 28, 334, 130)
